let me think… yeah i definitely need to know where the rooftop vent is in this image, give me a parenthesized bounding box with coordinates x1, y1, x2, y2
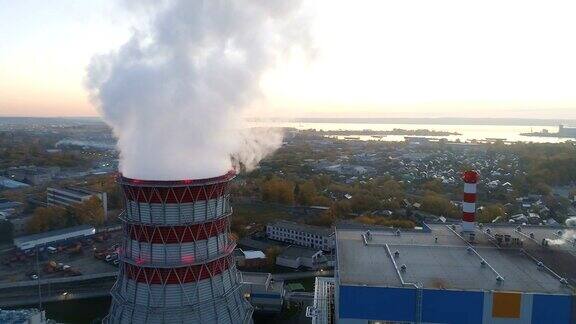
(496, 276, 504, 283)
(467, 247, 474, 254)
(537, 261, 544, 270)
(486, 228, 491, 234)
(560, 278, 568, 285)
(394, 250, 400, 258)
(516, 226, 522, 232)
(395, 229, 401, 236)
(480, 260, 486, 267)
(530, 233, 535, 239)
(400, 264, 407, 272)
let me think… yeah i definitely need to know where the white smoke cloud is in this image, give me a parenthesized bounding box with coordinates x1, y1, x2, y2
(86, 0, 310, 180)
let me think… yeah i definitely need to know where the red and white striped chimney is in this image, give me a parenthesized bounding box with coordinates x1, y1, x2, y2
(462, 170, 479, 232)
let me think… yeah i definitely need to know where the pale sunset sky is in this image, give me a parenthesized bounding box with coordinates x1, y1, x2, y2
(1, 0, 576, 119)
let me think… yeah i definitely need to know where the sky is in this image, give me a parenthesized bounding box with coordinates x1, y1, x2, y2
(1, 0, 576, 119)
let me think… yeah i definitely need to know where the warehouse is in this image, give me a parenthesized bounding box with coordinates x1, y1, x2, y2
(310, 223, 576, 324)
(14, 225, 96, 251)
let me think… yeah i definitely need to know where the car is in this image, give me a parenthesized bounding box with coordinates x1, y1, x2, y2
(30, 274, 39, 280)
(105, 253, 118, 262)
(112, 259, 120, 266)
(47, 246, 57, 254)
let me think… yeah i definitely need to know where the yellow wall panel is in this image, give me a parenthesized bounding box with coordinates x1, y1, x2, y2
(492, 292, 522, 318)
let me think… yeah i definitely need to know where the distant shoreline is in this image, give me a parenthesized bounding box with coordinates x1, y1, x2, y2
(1, 116, 576, 127)
(254, 117, 576, 127)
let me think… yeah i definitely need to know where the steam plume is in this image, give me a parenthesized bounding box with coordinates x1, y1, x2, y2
(547, 217, 576, 246)
(86, 0, 309, 180)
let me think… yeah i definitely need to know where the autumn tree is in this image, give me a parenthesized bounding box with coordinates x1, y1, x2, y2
(477, 204, 506, 223)
(26, 206, 68, 234)
(261, 178, 294, 204)
(421, 180, 444, 194)
(421, 193, 459, 218)
(72, 196, 105, 226)
(296, 181, 317, 206)
(265, 246, 282, 267)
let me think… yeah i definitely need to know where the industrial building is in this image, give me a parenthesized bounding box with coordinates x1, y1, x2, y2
(47, 187, 108, 219)
(240, 272, 285, 313)
(14, 225, 96, 251)
(276, 246, 326, 270)
(105, 171, 253, 323)
(266, 220, 335, 251)
(308, 170, 576, 323)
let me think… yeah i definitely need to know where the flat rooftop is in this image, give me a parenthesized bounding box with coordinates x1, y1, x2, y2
(14, 224, 95, 245)
(336, 223, 575, 294)
(268, 220, 334, 237)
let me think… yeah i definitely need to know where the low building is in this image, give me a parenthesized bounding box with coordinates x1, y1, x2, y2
(266, 220, 335, 251)
(240, 272, 285, 313)
(309, 224, 576, 324)
(235, 249, 267, 268)
(14, 224, 95, 250)
(276, 246, 325, 269)
(0, 176, 30, 190)
(47, 187, 108, 219)
(6, 166, 59, 185)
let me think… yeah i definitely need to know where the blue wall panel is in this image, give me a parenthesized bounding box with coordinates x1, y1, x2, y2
(531, 294, 572, 324)
(339, 285, 416, 322)
(421, 289, 484, 324)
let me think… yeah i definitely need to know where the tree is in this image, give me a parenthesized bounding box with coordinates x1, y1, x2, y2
(296, 181, 317, 206)
(421, 180, 443, 194)
(26, 206, 68, 234)
(261, 178, 294, 204)
(477, 204, 505, 223)
(355, 215, 415, 229)
(265, 246, 282, 267)
(72, 197, 105, 226)
(421, 193, 459, 218)
(350, 194, 380, 213)
(381, 180, 405, 199)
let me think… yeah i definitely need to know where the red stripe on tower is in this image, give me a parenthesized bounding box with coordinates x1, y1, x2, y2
(462, 170, 479, 232)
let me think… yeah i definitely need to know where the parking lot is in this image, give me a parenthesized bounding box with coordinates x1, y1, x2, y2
(0, 230, 123, 283)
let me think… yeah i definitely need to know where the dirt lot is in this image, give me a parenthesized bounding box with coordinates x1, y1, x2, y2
(0, 231, 123, 283)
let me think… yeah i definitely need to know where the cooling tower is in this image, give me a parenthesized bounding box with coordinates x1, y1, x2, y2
(105, 171, 253, 323)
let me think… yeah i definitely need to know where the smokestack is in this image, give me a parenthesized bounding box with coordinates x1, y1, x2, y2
(462, 170, 479, 232)
(105, 171, 253, 323)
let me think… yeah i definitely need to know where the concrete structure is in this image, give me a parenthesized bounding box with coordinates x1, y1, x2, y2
(267, 220, 335, 251)
(105, 171, 253, 323)
(240, 272, 284, 313)
(47, 187, 108, 219)
(14, 224, 96, 250)
(310, 224, 576, 323)
(462, 170, 479, 232)
(276, 246, 325, 269)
